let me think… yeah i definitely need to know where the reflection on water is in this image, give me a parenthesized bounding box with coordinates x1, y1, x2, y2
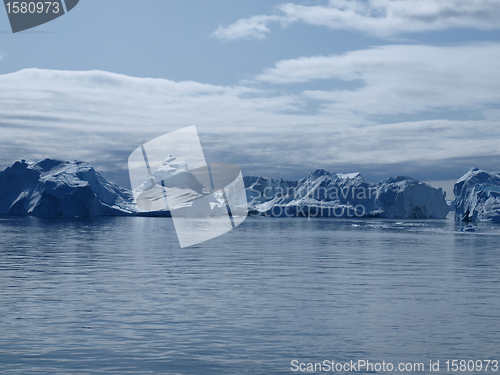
(0, 216, 499, 374)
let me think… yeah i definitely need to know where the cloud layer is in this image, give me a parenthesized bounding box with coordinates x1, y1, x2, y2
(212, 0, 500, 40)
(1, 41, 499, 195)
(255, 43, 500, 116)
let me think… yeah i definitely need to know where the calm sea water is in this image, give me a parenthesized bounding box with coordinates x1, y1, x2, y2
(0, 215, 499, 374)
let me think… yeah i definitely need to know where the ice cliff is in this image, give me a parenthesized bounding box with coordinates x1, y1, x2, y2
(0, 159, 136, 216)
(244, 169, 449, 219)
(454, 168, 500, 222)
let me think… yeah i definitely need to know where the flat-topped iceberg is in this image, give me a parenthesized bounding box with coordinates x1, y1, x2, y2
(244, 169, 449, 219)
(454, 168, 500, 222)
(0, 159, 137, 216)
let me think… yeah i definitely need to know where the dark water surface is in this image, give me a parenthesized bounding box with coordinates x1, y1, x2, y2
(0, 216, 499, 374)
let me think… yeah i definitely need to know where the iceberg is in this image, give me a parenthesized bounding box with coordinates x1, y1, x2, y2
(0, 159, 451, 220)
(0, 159, 137, 216)
(244, 169, 449, 219)
(453, 168, 500, 222)
(132, 154, 227, 217)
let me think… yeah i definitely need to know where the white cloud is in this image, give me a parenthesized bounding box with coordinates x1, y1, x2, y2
(0, 67, 499, 190)
(255, 43, 500, 116)
(212, 0, 500, 40)
(0, 68, 304, 186)
(211, 15, 283, 41)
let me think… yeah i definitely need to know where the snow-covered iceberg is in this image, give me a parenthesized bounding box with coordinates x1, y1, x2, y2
(0, 159, 451, 220)
(132, 154, 228, 217)
(244, 169, 449, 219)
(453, 168, 500, 222)
(0, 159, 137, 216)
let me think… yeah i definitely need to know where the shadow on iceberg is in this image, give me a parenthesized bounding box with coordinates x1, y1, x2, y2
(243, 170, 450, 219)
(0, 159, 137, 217)
(453, 168, 500, 223)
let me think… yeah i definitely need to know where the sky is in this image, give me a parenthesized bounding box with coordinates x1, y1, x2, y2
(1, 0, 499, 197)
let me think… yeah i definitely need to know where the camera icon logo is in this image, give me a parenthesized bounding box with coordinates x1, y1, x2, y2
(128, 126, 248, 248)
